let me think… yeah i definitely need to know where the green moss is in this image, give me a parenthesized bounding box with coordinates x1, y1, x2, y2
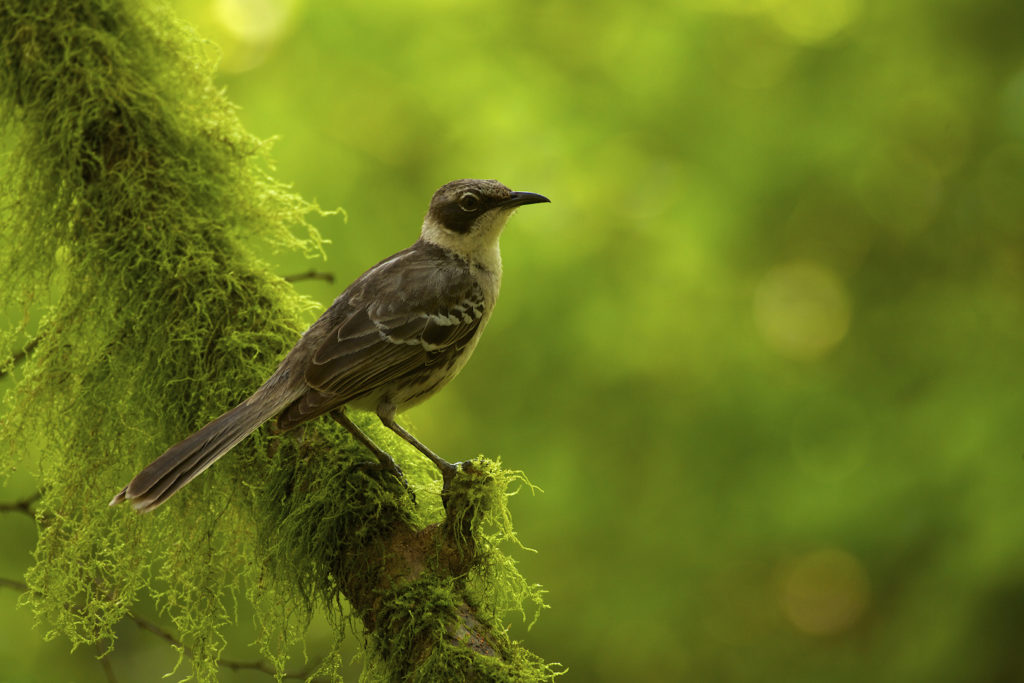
(364, 459, 559, 682)
(0, 1, 555, 680)
(445, 459, 549, 626)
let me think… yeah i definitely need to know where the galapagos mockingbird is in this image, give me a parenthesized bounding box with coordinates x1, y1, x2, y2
(110, 179, 549, 512)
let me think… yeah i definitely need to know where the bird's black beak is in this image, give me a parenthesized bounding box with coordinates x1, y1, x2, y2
(502, 191, 550, 208)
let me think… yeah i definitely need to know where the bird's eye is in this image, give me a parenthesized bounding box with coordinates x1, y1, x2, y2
(458, 192, 481, 212)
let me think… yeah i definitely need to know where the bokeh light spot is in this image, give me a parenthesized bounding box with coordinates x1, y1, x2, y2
(753, 261, 851, 361)
(777, 549, 871, 636)
(765, 0, 862, 44)
(214, 0, 299, 42)
(207, 0, 304, 72)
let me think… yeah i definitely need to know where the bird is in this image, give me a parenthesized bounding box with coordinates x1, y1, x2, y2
(110, 179, 549, 512)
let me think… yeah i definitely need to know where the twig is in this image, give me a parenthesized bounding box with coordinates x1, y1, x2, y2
(284, 270, 335, 284)
(0, 577, 28, 591)
(131, 614, 328, 681)
(95, 643, 118, 683)
(222, 657, 320, 679)
(0, 337, 39, 379)
(0, 492, 41, 517)
(0, 577, 328, 681)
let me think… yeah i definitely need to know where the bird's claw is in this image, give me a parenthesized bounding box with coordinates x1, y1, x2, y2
(440, 460, 468, 495)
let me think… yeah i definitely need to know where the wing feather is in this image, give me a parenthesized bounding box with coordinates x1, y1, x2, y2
(303, 249, 486, 403)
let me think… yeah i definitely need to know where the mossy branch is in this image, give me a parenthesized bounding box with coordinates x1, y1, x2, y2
(0, 1, 559, 681)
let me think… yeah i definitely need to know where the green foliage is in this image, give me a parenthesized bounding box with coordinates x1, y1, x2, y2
(0, 1, 552, 681)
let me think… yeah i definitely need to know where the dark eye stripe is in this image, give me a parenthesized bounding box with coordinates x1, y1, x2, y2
(437, 202, 476, 233)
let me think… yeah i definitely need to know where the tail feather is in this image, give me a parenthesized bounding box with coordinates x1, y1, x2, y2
(110, 397, 282, 512)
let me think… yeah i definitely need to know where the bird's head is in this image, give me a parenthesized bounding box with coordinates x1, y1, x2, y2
(420, 179, 549, 261)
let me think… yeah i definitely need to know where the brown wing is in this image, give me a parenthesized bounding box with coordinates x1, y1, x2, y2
(306, 304, 482, 398)
(276, 245, 486, 429)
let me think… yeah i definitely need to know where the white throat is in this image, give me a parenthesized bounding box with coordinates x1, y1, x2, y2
(420, 208, 515, 276)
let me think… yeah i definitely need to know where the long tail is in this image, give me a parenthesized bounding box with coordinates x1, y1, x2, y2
(110, 394, 288, 513)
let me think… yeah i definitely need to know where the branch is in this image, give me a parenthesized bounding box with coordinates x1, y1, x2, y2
(0, 337, 38, 379)
(131, 613, 329, 681)
(0, 577, 329, 682)
(0, 492, 40, 518)
(95, 643, 118, 683)
(283, 270, 335, 284)
(0, 577, 28, 591)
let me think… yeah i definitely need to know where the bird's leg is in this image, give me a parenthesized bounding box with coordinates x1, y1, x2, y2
(376, 408, 460, 492)
(330, 408, 412, 496)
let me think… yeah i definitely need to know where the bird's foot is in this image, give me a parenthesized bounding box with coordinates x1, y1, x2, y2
(439, 459, 481, 494)
(439, 461, 460, 494)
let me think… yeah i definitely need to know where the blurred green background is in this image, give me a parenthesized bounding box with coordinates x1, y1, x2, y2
(4, 0, 1024, 680)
